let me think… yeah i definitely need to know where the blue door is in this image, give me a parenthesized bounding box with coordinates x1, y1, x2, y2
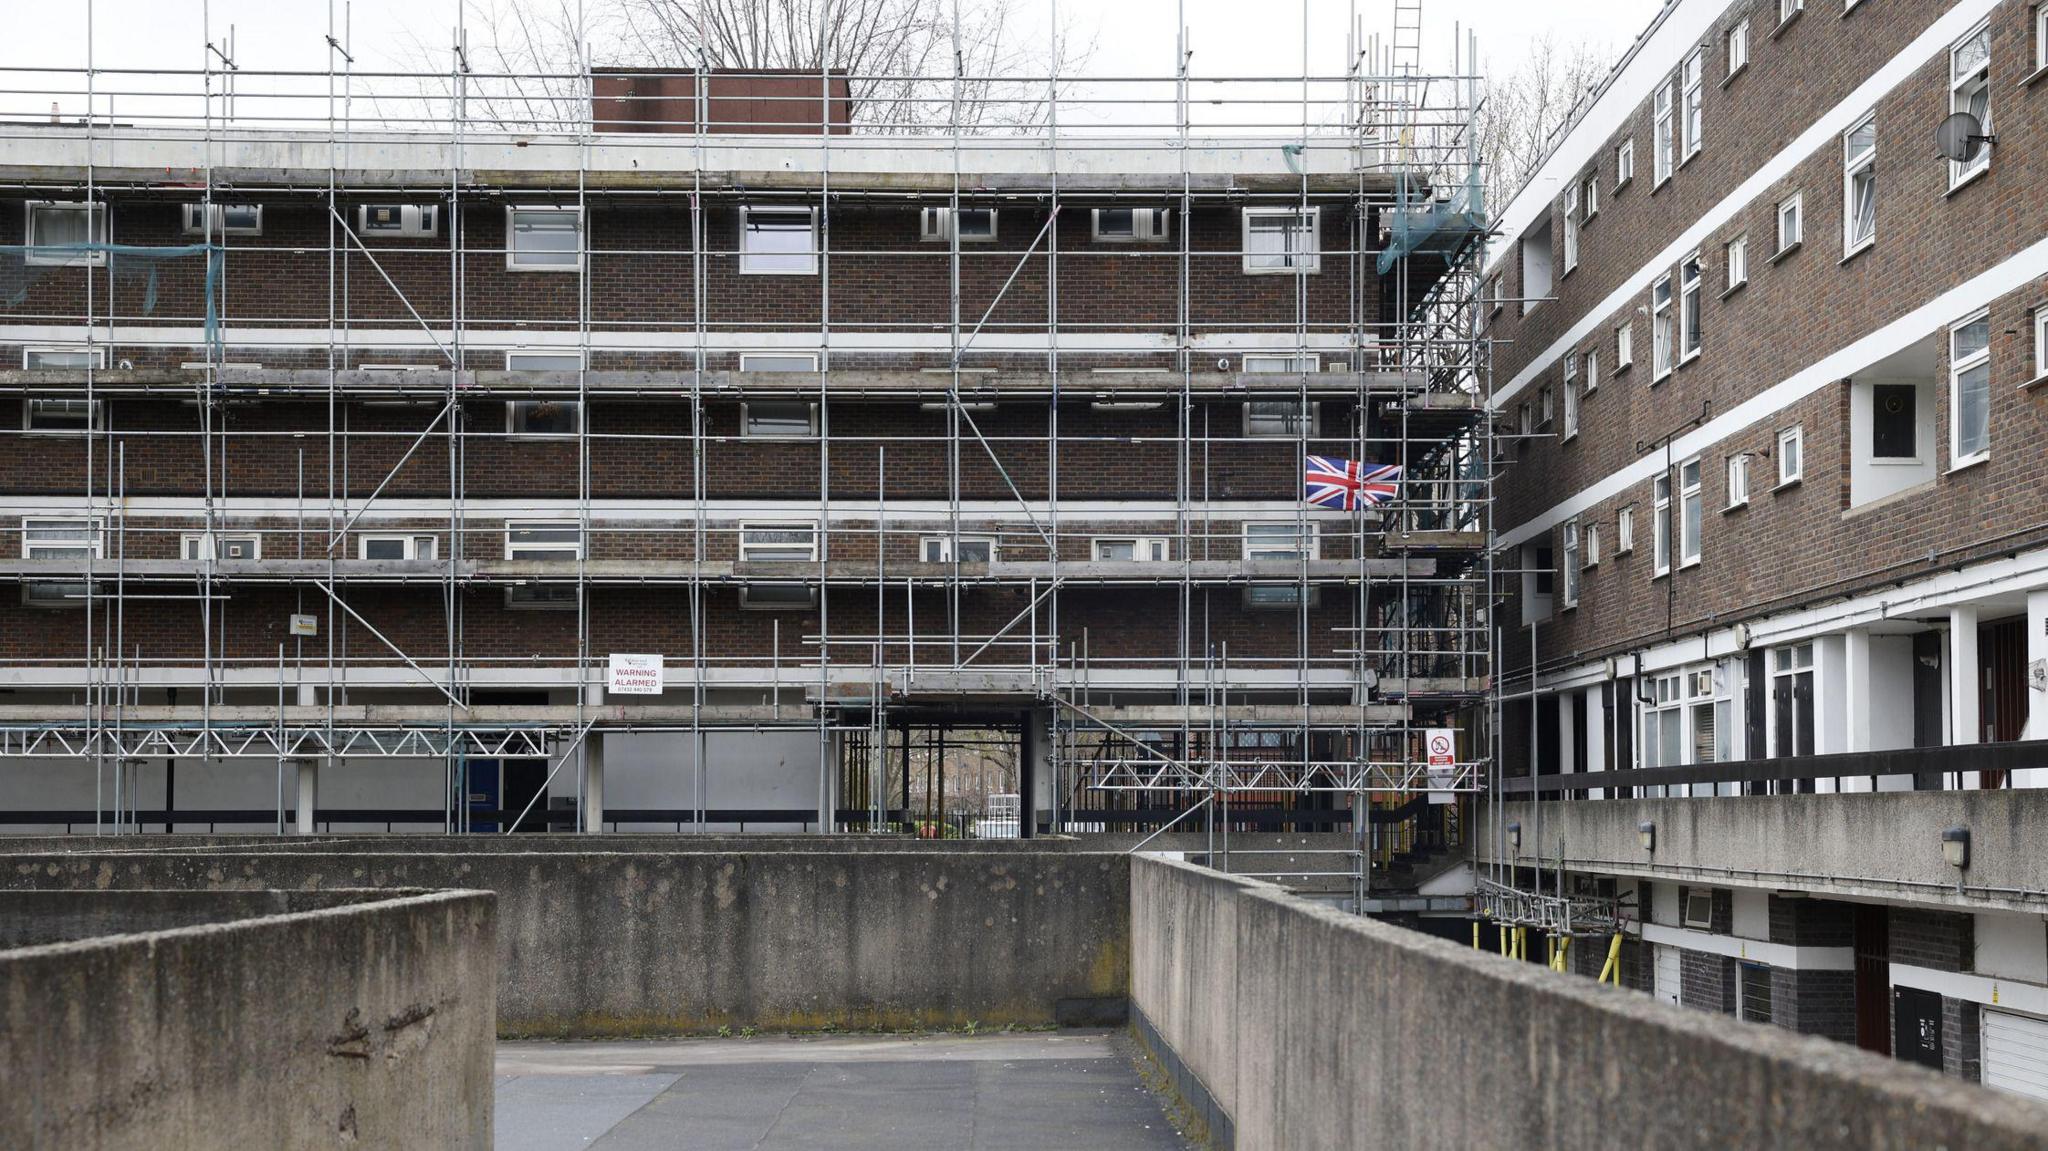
(466, 759, 501, 833)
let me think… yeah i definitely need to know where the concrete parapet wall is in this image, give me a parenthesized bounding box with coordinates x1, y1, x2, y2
(0, 889, 495, 1150)
(1, 849, 1129, 1036)
(1478, 791, 2048, 912)
(0, 888, 408, 948)
(1129, 854, 2048, 1150)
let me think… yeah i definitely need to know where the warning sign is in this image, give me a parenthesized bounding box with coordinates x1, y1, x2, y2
(607, 653, 664, 696)
(1425, 727, 1457, 805)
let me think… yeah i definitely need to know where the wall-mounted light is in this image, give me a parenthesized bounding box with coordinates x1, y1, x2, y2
(1941, 826, 1970, 870)
(1638, 820, 1656, 853)
(1507, 821, 1522, 853)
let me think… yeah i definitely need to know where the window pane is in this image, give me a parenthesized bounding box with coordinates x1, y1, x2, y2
(741, 209, 816, 273)
(1958, 362, 1990, 456)
(511, 400, 579, 435)
(363, 538, 406, 559)
(512, 210, 580, 266)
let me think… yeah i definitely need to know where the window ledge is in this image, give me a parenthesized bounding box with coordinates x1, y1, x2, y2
(1719, 280, 1748, 301)
(1840, 239, 1874, 266)
(1677, 350, 1703, 369)
(1770, 9, 1802, 39)
(1769, 240, 1803, 265)
(1562, 430, 1579, 445)
(2020, 62, 2048, 90)
(1945, 165, 1990, 199)
(1652, 570, 1671, 582)
(1614, 362, 1634, 376)
(1651, 175, 1671, 195)
(1948, 453, 1990, 475)
(1679, 558, 1702, 571)
(1722, 500, 1749, 515)
(1721, 63, 1748, 90)
(1680, 149, 1702, 171)
(2022, 371, 2048, 391)
(1614, 176, 1633, 195)
(1772, 477, 1802, 493)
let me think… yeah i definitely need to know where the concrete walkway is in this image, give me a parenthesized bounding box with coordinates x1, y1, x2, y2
(495, 1031, 1192, 1151)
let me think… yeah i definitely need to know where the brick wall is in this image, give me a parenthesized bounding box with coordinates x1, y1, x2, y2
(1680, 947, 1736, 1014)
(1769, 968, 1857, 1043)
(1768, 895, 1854, 947)
(1891, 907, 1974, 972)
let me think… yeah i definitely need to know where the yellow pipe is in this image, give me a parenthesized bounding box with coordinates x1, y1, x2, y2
(1597, 933, 1623, 984)
(1499, 924, 1510, 956)
(1472, 921, 1481, 950)
(1554, 935, 1570, 972)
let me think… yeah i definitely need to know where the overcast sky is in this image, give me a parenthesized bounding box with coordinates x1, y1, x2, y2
(2, 0, 1659, 127)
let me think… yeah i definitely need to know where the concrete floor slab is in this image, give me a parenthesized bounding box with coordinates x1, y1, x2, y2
(494, 1031, 1190, 1151)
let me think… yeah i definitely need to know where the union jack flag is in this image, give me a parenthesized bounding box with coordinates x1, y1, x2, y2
(1304, 456, 1401, 510)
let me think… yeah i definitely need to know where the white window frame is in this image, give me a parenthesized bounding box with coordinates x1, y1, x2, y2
(1949, 21, 1992, 190)
(1678, 457, 1703, 567)
(1243, 522, 1318, 562)
(1241, 354, 1320, 374)
(506, 400, 582, 439)
(1728, 19, 1750, 77)
(1091, 537, 1170, 562)
(1561, 519, 1581, 609)
(2034, 308, 2048, 381)
(920, 206, 998, 243)
(1243, 399, 1321, 438)
(1681, 49, 1704, 160)
(504, 521, 582, 560)
(2038, 2, 2048, 73)
(1089, 207, 1170, 243)
(1616, 322, 1634, 371)
(1842, 113, 1877, 257)
(1240, 207, 1321, 275)
(25, 201, 107, 266)
(182, 203, 263, 237)
(1653, 82, 1675, 185)
(1562, 355, 1580, 441)
(1562, 184, 1580, 274)
(21, 517, 104, 559)
(738, 205, 819, 276)
(1616, 140, 1635, 190)
(738, 352, 821, 374)
(1582, 173, 1599, 220)
(1617, 506, 1636, 555)
(1724, 236, 1748, 292)
(738, 584, 818, 612)
(1652, 476, 1672, 577)
(1584, 348, 1600, 395)
(1776, 426, 1804, 487)
(1779, 0, 1804, 25)
(921, 535, 997, 563)
(1950, 310, 1992, 466)
(506, 351, 583, 372)
(1651, 274, 1674, 382)
(504, 205, 583, 272)
(742, 399, 820, 439)
(1585, 523, 1602, 568)
(23, 346, 108, 371)
(1775, 194, 1803, 256)
(739, 523, 820, 563)
(1540, 383, 1555, 428)
(180, 532, 262, 561)
(1726, 454, 1750, 509)
(1678, 253, 1703, 363)
(22, 397, 102, 433)
(358, 533, 438, 561)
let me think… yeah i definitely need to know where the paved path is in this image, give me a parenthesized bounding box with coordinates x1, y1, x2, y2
(495, 1030, 1192, 1151)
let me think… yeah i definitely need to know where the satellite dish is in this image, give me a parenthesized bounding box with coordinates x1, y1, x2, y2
(1936, 111, 1991, 163)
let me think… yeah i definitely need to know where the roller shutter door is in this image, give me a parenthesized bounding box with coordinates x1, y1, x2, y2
(1653, 945, 1681, 1008)
(1982, 1009, 2048, 1102)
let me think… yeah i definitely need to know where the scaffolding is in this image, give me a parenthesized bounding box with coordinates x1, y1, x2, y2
(0, 0, 1493, 871)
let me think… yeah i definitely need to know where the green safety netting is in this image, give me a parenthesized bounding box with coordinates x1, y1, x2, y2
(0, 242, 224, 356)
(1378, 165, 1485, 278)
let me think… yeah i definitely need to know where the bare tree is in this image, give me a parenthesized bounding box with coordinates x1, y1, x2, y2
(394, 0, 1093, 133)
(1475, 36, 1616, 209)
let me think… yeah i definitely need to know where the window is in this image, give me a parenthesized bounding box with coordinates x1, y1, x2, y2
(1771, 643, 1816, 759)
(1777, 426, 1803, 486)
(1678, 254, 1703, 362)
(1520, 217, 1554, 315)
(1724, 236, 1748, 292)
(1090, 207, 1170, 242)
(1950, 311, 1992, 463)
(1584, 349, 1599, 394)
(182, 203, 263, 236)
(739, 584, 817, 611)
(1562, 355, 1580, 440)
(1562, 184, 1580, 274)
(739, 353, 820, 374)
(1616, 322, 1633, 371)
(505, 206, 581, 271)
(507, 399, 580, 437)
(1616, 139, 1635, 189)
(1651, 274, 1674, 381)
(23, 518, 104, 559)
(25, 201, 107, 266)
(359, 534, 437, 561)
(1775, 194, 1803, 255)
(1617, 506, 1635, 554)
(1242, 354, 1320, 374)
(920, 206, 997, 243)
(1092, 537, 1170, 562)
(739, 523, 819, 563)
(1487, 276, 1503, 317)
(1652, 476, 1672, 576)
(506, 352, 582, 372)
(1949, 22, 1992, 189)
(1779, 0, 1803, 24)
(1517, 402, 1532, 442)
(1678, 458, 1703, 566)
(1561, 519, 1581, 609)
(744, 400, 819, 438)
(505, 522, 581, 560)
(1520, 543, 1554, 625)
(1653, 81, 1675, 184)
(1585, 523, 1602, 567)
(181, 533, 261, 561)
(1244, 522, 1316, 561)
(1244, 585, 1316, 610)
(2039, 2, 2048, 73)
(23, 398, 101, 432)
(1870, 384, 1919, 460)
(1244, 400, 1319, 438)
(1682, 888, 1716, 930)
(23, 346, 107, 370)
(1726, 453, 1750, 508)
(921, 535, 996, 563)
(1241, 207, 1320, 274)
(1728, 19, 1750, 76)
(1582, 173, 1599, 220)
(1539, 383, 1555, 428)
(1843, 114, 1876, 255)
(1682, 49, 1704, 160)
(2036, 308, 2048, 381)
(739, 206, 818, 275)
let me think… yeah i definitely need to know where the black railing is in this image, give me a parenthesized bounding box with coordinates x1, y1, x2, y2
(1501, 740, 2048, 797)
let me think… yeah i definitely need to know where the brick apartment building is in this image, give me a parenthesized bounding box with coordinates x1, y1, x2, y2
(1483, 0, 2048, 1099)
(0, 53, 1489, 861)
